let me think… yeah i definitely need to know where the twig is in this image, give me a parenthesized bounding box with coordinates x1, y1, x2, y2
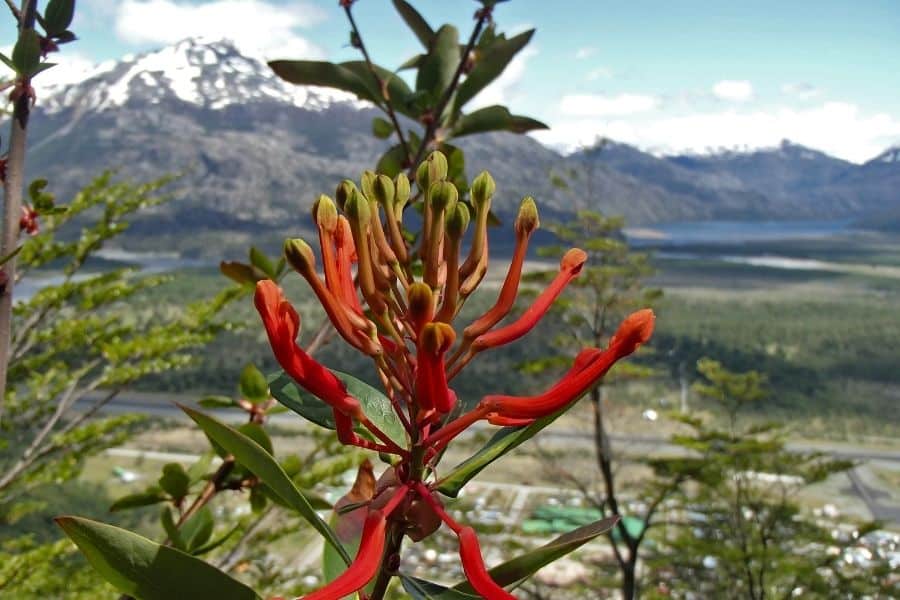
(0, 0, 38, 424)
(2, 0, 20, 20)
(342, 4, 412, 165)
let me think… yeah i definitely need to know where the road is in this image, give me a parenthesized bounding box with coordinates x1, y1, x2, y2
(81, 392, 900, 524)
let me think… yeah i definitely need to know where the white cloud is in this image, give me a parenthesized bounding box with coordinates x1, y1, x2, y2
(534, 101, 900, 163)
(712, 79, 753, 102)
(115, 0, 327, 60)
(575, 47, 595, 60)
(466, 47, 538, 110)
(560, 93, 658, 117)
(781, 82, 820, 100)
(586, 67, 613, 81)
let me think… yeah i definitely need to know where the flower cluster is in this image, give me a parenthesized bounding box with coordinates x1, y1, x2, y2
(256, 151, 655, 599)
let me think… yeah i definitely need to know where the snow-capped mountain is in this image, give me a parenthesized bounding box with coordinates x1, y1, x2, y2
(11, 37, 900, 255)
(41, 37, 362, 114)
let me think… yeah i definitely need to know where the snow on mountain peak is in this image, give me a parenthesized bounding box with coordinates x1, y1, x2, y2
(41, 38, 365, 114)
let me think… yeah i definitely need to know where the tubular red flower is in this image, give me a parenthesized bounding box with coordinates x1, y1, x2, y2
(334, 215, 364, 314)
(457, 526, 517, 600)
(482, 309, 655, 422)
(302, 509, 387, 600)
(415, 323, 456, 416)
(255, 280, 359, 416)
(471, 248, 587, 354)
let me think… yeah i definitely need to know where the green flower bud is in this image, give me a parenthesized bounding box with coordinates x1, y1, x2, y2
(343, 188, 371, 225)
(312, 194, 338, 232)
(415, 150, 449, 192)
(471, 170, 496, 210)
(394, 173, 411, 210)
(373, 174, 395, 207)
(429, 181, 458, 212)
(514, 196, 540, 235)
(360, 170, 377, 200)
(284, 238, 315, 275)
(445, 202, 471, 239)
(335, 179, 358, 212)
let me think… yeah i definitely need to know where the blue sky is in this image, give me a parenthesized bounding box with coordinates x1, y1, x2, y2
(4, 0, 899, 162)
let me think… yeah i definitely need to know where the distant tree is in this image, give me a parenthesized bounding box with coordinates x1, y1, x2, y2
(520, 205, 666, 599)
(645, 359, 895, 599)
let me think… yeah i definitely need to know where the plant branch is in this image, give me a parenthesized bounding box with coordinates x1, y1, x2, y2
(342, 4, 412, 165)
(0, 0, 38, 424)
(409, 7, 491, 173)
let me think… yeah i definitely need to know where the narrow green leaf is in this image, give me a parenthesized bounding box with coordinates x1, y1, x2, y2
(372, 116, 394, 139)
(392, 0, 435, 48)
(191, 523, 241, 556)
(453, 516, 619, 593)
(239, 363, 269, 403)
(161, 506, 186, 551)
(44, 0, 76, 35)
(269, 370, 407, 447)
(455, 30, 534, 110)
(0, 52, 15, 71)
(400, 576, 479, 600)
(452, 105, 548, 138)
(268, 60, 373, 103)
(12, 29, 41, 76)
(248, 247, 276, 278)
(181, 506, 215, 553)
(198, 395, 235, 409)
(56, 516, 260, 600)
(437, 405, 571, 497)
(220, 260, 267, 286)
(109, 490, 167, 513)
(180, 406, 351, 565)
(416, 25, 459, 102)
(339, 61, 415, 117)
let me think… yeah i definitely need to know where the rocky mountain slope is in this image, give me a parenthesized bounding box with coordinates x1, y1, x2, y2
(16, 38, 900, 256)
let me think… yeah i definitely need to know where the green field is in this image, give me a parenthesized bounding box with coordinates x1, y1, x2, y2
(125, 230, 900, 438)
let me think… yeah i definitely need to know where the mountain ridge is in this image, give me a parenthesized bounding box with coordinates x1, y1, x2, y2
(15, 38, 900, 255)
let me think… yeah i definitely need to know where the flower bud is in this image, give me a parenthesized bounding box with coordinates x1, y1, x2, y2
(561, 247, 588, 274)
(373, 174, 395, 207)
(344, 188, 371, 225)
(420, 322, 456, 355)
(312, 194, 338, 233)
(429, 181, 458, 212)
(360, 170, 377, 200)
(407, 282, 434, 329)
(415, 150, 448, 192)
(335, 179, 358, 212)
(514, 196, 539, 236)
(394, 173, 411, 211)
(284, 238, 316, 276)
(445, 202, 470, 239)
(470, 171, 495, 210)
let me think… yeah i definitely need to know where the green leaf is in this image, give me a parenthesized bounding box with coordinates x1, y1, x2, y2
(220, 260, 267, 286)
(180, 406, 351, 565)
(191, 523, 241, 556)
(198, 395, 235, 409)
(268, 60, 374, 102)
(372, 116, 394, 139)
(400, 576, 479, 600)
(109, 490, 168, 513)
(392, 0, 435, 48)
(44, 0, 76, 35)
(0, 52, 15, 71)
(181, 506, 215, 553)
(376, 143, 407, 178)
(455, 30, 534, 110)
(248, 247, 276, 278)
(269, 370, 407, 447)
(56, 516, 261, 600)
(452, 105, 548, 138)
(186, 451, 215, 483)
(416, 25, 459, 103)
(453, 516, 619, 593)
(161, 506, 186, 550)
(12, 29, 41, 76)
(437, 406, 571, 497)
(158, 463, 190, 501)
(239, 363, 269, 403)
(237, 423, 273, 455)
(339, 61, 416, 117)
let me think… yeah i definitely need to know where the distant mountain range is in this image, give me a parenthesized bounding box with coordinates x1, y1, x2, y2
(17, 38, 900, 256)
